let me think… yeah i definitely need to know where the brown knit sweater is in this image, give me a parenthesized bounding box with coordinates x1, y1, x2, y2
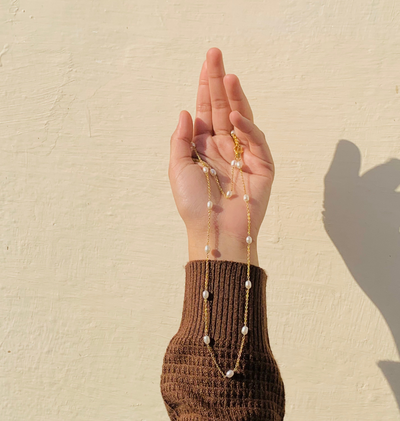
(160, 260, 285, 420)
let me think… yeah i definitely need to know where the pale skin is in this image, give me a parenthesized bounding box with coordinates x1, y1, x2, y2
(169, 48, 275, 267)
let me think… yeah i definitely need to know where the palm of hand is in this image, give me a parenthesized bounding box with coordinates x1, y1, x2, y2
(169, 48, 274, 245)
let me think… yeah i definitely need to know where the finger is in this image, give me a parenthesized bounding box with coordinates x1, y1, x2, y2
(206, 47, 232, 135)
(223, 74, 254, 122)
(170, 110, 194, 171)
(194, 60, 213, 137)
(229, 110, 273, 165)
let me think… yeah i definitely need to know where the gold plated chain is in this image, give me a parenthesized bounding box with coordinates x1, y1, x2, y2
(191, 130, 252, 379)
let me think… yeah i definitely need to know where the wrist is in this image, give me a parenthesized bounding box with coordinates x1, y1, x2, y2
(187, 230, 259, 266)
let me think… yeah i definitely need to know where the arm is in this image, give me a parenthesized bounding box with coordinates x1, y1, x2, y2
(161, 48, 285, 421)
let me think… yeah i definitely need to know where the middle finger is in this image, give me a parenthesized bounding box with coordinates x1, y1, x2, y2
(206, 48, 232, 136)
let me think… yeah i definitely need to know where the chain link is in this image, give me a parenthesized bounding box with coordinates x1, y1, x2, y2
(191, 132, 252, 379)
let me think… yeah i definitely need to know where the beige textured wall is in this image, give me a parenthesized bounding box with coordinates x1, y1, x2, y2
(1, 0, 399, 420)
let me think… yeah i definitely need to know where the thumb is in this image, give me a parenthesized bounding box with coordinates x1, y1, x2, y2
(170, 110, 193, 169)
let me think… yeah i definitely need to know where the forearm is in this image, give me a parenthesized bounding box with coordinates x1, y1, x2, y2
(187, 230, 260, 266)
(160, 259, 286, 419)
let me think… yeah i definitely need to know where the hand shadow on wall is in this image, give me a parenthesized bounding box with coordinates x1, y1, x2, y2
(322, 139, 400, 412)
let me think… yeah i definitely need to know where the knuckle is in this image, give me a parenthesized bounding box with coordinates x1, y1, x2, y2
(196, 103, 212, 113)
(269, 161, 275, 180)
(212, 98, 229, 110)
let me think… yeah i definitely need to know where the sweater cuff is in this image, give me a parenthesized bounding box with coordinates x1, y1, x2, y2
(177, 260, 271, 353)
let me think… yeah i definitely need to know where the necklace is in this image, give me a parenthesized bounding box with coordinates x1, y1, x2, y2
(191, 130, 252, 379)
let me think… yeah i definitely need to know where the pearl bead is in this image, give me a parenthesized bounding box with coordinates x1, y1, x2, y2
(231, 160, 237, 167)
(203, 335, 210, 345)
(243, 194, 249, 202)
(207, 201, 213, 210)
(241, 326, 249, 335)
(203, 166, 209, 173)
(203, 290, 209, 300)
(226, 370, 234, 378)
(246, 236, 253, 244)
(230, 130, 235, 136)
(226, 190, 232, 198)
(235, 160, 242, 169)
(191, 142, 196, 148)
(205, 245, 211, 253)
(245, 280, 252, 289)
(210, 168, 216, 176)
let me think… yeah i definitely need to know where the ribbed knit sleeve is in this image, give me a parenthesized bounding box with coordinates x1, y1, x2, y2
(160, 260, 285, 420)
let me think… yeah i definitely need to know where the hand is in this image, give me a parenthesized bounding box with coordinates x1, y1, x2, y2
(169, 48, 275, 265)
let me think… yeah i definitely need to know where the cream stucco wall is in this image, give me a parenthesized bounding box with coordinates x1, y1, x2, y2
(1, 1, 400, 420)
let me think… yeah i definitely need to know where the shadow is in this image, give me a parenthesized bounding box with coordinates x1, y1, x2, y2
(322, 139, 400, 412)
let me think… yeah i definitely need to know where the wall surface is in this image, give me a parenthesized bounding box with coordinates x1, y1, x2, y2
(1, 0, 400, 420)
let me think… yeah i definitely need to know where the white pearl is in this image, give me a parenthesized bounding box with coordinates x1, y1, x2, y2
(191, 142, 196, 148)
(203, 166, 209, 173)
(226, 190, 233, 198)
(243, 194, 249, 202)
(231, 160, 237, 167)
(246, 236, 253, 244)
(245, 280, 252, 289)
(241, 326, 249, 335)
(203, 290, 209, 300)
(205, 245, 211, 253)
(207, 201, 213, 210)
(226, 370, 234, 378)
(235, 160, 242, 169)
(203, 335, 210, 345)
(230, 130, 235, 136)
(210, 168, 216, 176)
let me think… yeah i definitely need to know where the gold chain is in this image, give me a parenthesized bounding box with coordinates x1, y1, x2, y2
(191, 130, 252, 379)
